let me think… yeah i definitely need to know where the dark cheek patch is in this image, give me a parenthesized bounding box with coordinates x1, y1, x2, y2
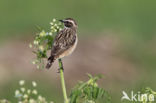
(65, 22, 73, 27)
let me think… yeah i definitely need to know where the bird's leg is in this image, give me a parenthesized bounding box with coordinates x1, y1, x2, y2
(57, 68, 60, 73)
(57, 68, 64, 73)
(57, 59, 64, 73)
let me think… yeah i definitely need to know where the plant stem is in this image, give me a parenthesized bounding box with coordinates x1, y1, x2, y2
(58, 59, 69, 103)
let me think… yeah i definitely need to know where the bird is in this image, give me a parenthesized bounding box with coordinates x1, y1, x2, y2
(46, 18, 78, 69)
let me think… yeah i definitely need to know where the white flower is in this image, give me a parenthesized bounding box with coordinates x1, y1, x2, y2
(51, 26, 54, 29)
(32, 61, 36, 65)
(53, 29, 57, 32)
(59, 28, 62, 31)
(49, 32, 52, 36)
(54, 24, 57, 26)
(50, 22, 53, 25)
(39, 31, 46, 37)
(27, 89, 31, 94)
(23, 94, 28, 99)
(33, 40, 39, 45)
(32, 81, 37, 87)
(15, 90, 20, 96)
(56, 26, 59, 29)
(38, 95, 47, 101)
(19, 80, 25, 86)
(29, 43, 32, 48)
(53, 18, 56, 22)
(37, 65, 40, 69)
(39, 45, 44, 51)
(38, 95, 43, 100)
(32, 89, 38, 95)
(29, 99, 35, 103)
(20, 87, 25, 92)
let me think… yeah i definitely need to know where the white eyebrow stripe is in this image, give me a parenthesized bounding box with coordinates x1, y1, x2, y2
(64, 20, 75, 25)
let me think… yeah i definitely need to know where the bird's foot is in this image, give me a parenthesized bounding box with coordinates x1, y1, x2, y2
(57, 67, 64, 73)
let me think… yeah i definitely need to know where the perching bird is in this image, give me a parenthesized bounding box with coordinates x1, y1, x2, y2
(46, 18, 78, 69)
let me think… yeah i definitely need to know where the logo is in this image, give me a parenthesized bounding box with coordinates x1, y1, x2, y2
(121, 91, 155, 102)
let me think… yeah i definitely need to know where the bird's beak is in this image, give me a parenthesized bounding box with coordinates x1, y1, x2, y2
(59, 20, 64, 23)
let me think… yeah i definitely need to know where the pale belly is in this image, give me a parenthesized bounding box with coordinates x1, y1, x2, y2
(58, 37, 78, 59)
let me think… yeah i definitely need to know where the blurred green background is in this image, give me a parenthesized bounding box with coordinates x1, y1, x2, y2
(0, 0, 156, 103)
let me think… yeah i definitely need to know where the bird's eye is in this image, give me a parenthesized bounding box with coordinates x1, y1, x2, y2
(65, 21, 73, 27)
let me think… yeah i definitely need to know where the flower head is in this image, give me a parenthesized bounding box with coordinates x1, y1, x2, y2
(32, 81, 37, 87)
(39, 45, 44, 52)
(27, 89, 31, 94)
(53, 18, 56, 22)
(15, 90, 20, 96)
(39, 31, 46, 37)
(50, 22, 53, 25)
(23, 94, 28, 99)
(29, 44, 32, 48)
(32, 89, 38, 95)
(33, 40, 39, 45)
(49, 32, 52, 36)
(20, 87, 25, 92)
(32, 61, 36, 65)
(19, 80, 25, 86)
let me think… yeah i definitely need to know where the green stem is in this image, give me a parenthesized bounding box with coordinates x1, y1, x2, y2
(58, 59, 69, 103)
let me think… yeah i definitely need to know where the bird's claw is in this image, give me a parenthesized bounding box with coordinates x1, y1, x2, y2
(57, 68, 64, 73)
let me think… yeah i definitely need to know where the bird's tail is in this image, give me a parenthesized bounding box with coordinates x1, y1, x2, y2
(46, 56, 55, 69)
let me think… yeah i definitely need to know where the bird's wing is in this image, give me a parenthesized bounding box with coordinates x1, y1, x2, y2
(50, 28, 76, 57)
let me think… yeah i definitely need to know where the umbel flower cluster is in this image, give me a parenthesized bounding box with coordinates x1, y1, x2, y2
(29, 19, 63, 69)
(15, 80, 53, 103)
(15, 80, 37, 100)
(0, 80, 54, 103)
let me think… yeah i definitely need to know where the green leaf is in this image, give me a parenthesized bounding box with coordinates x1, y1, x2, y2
(69, 74, 111, 103)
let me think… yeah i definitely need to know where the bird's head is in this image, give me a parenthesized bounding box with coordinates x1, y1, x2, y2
(59, 18, 77, 28)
